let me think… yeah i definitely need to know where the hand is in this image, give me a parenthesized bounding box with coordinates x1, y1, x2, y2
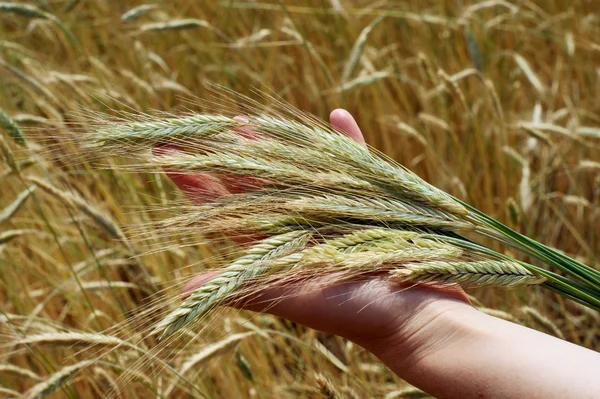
(168, 109, 471, 365)
(166, 110, 600, 399)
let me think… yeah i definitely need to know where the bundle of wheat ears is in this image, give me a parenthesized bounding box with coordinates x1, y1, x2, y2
(77, 95, 600, 340)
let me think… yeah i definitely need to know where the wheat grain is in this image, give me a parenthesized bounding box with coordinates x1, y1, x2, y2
(233, 29, 272, 47)
(72, 281, 142, 293)
(478, 307, 519, 323)
(157, 225, 471, 336)
(0, 133, 17, 171)
(157, 232, 464, 336)
(576, 126, 600, 138)
(153, 151, 382, 195)
(177, 332, 253, 377)
(280, 194, 473, 231)
(235, 352, 253, 381)
(319, 228, 418, 252)
(0, 229, 40, 244)
(0, 59, 60, 106)
(314, 341, 349, 373)
(9, 332, 147, 354)
(513, 53, 546, 95)
(139, 19, 230, 41)
(251, 115, 467, 215)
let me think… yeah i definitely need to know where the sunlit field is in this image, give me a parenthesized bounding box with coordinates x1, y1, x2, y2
(1, 1, 599, 398)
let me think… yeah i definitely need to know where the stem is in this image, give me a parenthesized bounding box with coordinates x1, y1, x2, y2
(458, 200, 600, 291)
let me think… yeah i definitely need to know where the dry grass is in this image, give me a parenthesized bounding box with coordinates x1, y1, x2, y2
(0, 0, 599, 397)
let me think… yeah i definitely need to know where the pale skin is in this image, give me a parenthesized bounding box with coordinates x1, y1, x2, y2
(168, 109, 600, 399)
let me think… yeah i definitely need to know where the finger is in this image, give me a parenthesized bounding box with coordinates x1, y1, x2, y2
(154, 145, 231, 204)
(232, 115, 259, 140)
(329, 109, 367, 148)
(168, 172, 230, 203)
(217, 175, 266, 193)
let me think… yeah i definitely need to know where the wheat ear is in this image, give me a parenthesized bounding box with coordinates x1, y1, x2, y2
(89, 114, 238, 148)
(391, 260, 546, 288)
(157, 229, 464, 337)
(24, 360, 94, 399)
(155, 230, 311, 337)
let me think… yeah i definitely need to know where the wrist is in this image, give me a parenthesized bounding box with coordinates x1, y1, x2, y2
(361, 294, 477, 374)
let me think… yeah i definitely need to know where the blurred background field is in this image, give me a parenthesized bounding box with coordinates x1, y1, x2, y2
(0, 0, 599, 397)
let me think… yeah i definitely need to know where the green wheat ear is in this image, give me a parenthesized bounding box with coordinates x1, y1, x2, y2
(155, 230, 312, 337)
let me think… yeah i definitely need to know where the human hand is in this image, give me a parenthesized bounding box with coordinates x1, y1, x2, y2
(166, 110, 600, 399)
(168, 109, 472, 369)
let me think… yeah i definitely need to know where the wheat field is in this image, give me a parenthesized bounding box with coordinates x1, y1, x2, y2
(0, 1, 599, 398)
